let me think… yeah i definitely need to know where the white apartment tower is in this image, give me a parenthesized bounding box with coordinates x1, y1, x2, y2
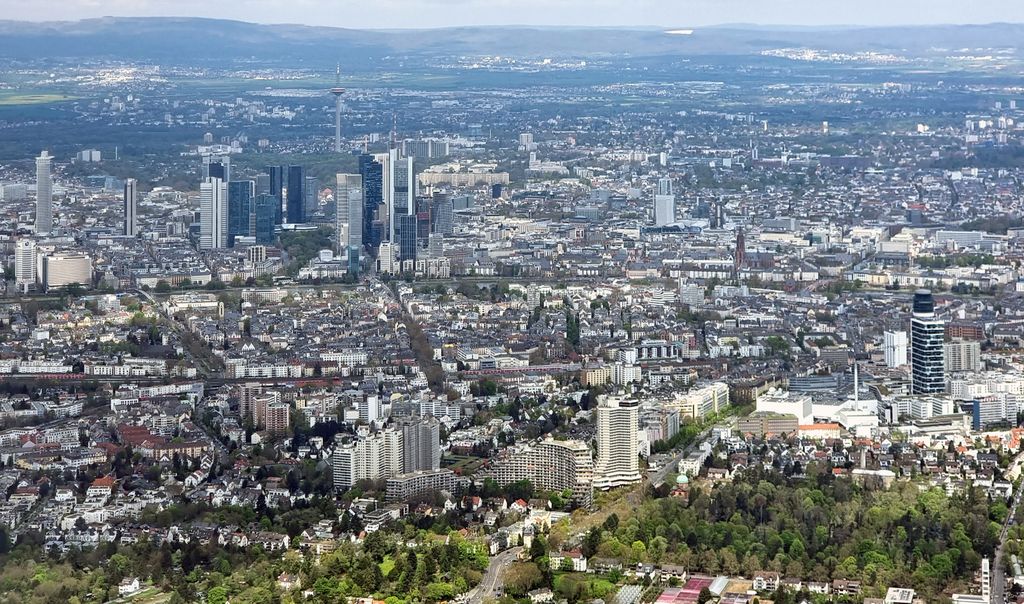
(593, 397, 641, 489)
(199, 177, 228, 250)
(654, 176, 675, 226)
(883, 331, 908, 368)
(35, 150, 53, 234)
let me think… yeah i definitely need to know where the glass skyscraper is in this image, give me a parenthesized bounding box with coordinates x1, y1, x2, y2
(911, 289, 946, 395)
(253, 194, 278, 245)
(359, 155, 383, 251)
(286, 165, 305, 224)
(227, 180, 254, 247)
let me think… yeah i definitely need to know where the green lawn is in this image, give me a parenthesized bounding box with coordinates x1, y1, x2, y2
(380, 555, 396, 577)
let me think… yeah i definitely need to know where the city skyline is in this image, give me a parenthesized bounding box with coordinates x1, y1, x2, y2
(2, 0, 1024, 28)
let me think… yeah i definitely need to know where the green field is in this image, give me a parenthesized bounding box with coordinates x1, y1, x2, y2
(0, 93, 76, 106)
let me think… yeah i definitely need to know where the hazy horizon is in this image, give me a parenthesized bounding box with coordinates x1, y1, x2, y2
(6, 0, 1024, 29)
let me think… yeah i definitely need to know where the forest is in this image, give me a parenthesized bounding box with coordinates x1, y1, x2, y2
(0, 524, 487, 604)
(580, 466, 1000, 601)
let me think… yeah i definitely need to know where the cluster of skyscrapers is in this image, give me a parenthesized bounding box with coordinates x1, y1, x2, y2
(198, 156, 319, 251)
(193, 148, 455, 276)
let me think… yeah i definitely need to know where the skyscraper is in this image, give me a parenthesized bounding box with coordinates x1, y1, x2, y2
(252, 194, 277, 245)
(884, 331, 908, 368)
(286, 165, 306, 224)
(35, 150, 53, 234)
(911, 289, 946, 394)
(336, 173, 363, 261)
(359, 155, 383, 251)
(376, 149, 396, 242)
(657, 177, 673, 197)
(431, 192, 454, 236)
(14, 239, 36, 294)
(228, 180, 255, 247)
(654, 193, 675, 227)
(400, 417, 441, 473)
(123, 178, 138, 237)
(304, 176, 319, 219)
(199, 178, 228, 250)
(263, 166, 284, 225)
(398, 214, 418, 263)
(593, 397, 641, 490)
(202, 154, 231, 182)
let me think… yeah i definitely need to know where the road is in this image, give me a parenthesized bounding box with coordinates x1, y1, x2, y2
(991, 454, 1024, 603)
(647, 417, 736, 487)
(466, 546, 523, 604)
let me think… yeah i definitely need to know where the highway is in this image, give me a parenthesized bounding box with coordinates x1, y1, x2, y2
(647, 417, 735, 487)
(466, 546, 523, 604)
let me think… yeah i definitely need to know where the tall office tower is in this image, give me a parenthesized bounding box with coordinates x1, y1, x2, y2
(330, 65, 345, 153)
(431, 192, 454, 235)
(286, 165, 306, 224)
(593, 397, 641, 490)
(263, 166, 284, 224)
(395, 156, 415, 216)
(359, 155, 383, 250)
(252, 194, 278, 245)
(199, 178, 228, 250)
(14, 239, 36, 294)
(911, 289, 946, 394)
(304, 176, 319, 219)
(123, 178, 138, 237)
(202, 154, 231, 182)
(336, 173, 363, 258)
(35, 150, 53, 234)
(657, 177, 673, 197)
(255, 173, 271, 196)
(884, 331, 908, 367)
(374, 149, 397, 241)
(227, 180, 255, 247)
(400, 417, 441, 473)
(398, 214, 418, 262)
(654, 194, 675, 226)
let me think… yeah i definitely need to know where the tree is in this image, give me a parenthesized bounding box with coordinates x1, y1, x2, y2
(697, 587, 713, 604)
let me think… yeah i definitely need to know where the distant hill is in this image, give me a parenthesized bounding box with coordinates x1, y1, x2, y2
(0, 17, 1021, 65)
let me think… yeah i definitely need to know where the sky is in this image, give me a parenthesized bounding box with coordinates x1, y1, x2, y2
(4, 0, 1024, 29)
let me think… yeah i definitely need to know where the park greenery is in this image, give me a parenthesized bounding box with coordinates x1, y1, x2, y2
(580, 466, 1000, 602)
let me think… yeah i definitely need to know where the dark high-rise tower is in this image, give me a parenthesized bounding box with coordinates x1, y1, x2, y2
(398, 214, 418, 263)
(359, 155, 383, 251)
(263, 166, 284, 225)
(253, 194, 278, 245)
(228, 180, 254, 247)
(286, 165, 305, 224)
(911, 289, 945, 395)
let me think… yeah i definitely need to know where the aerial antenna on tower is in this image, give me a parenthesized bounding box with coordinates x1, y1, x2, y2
(329, 62, 346, 153)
